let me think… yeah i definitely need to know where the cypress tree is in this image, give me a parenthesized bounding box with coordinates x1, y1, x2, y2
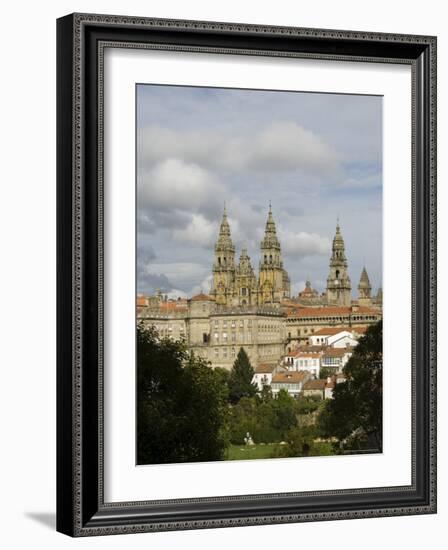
(228, 347, 257, 404)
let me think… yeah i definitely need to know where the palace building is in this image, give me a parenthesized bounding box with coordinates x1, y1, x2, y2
(137, 206, 382, 370)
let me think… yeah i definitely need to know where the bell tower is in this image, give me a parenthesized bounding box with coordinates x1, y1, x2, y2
(211, 206, 236, 305)
(326, 220, 351, 306)
(258, 204, 290, 304)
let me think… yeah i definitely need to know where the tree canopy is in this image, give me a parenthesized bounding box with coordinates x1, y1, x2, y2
(228, 347, 257, 404)
(137, 323, 229, 464)
(318, 321, 383, 452)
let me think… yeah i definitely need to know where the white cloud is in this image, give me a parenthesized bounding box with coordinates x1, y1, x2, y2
(148, 262, 209, 289)
(138, 121, 340, 174)
(279, 228, 330, 258)
(172, 214, 218, 248)
(138, 158, 225, 215)
(252, 122, 339, 171)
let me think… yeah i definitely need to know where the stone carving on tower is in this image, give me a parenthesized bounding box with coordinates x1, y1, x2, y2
(258, 205, 291, 305)
(357, 266, 372, 306)
(326, 221, 352, 306)
(235, 246, 258, 306)
(210, 206, 236, 305)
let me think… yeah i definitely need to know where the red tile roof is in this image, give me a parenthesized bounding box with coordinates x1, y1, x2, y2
(312, 326, 351, 336)
(190, 293, 213, 302)
(287, 306, 381, 318)
(255, 363, 277, 374)
(136, 295, 148, 307)
(272, 371, 308, 384)
(303, 379, 326, 390)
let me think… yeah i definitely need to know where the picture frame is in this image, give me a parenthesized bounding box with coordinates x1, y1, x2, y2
(56, 12, 437, 537)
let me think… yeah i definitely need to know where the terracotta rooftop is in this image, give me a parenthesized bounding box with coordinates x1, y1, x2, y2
(136, 295, 148, 307)
(303, 379, 327, 391)
(190, 293, 213, 302)
(255, 363, 277, 374)
(272, 371, 309, 384)
(312, 326, 351, 336)
(287, 306, 381, 318)
(159, 301, 188, 312)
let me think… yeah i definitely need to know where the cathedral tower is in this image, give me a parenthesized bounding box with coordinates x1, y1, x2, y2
(211, 206, 236, 305)
(235, 247, 258, 306)
(258, 205, 290, 305)
(326, 221, 351, 306)
(357, 266, 372, 306)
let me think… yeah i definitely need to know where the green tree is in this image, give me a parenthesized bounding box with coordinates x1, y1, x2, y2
(273, 426, 316, 457)
(270, 389, 297, 438)
(228, 347, 257, 404)
(318, 321, 383, 452)
(137, 323, 229, 464)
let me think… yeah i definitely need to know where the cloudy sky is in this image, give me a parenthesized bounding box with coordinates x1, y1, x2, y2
(136, 84, 382, 298)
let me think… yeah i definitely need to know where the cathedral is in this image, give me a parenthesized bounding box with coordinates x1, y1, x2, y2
(209, 205, 379, 309)
(137, 205, 382, 370)
(210, 205, 291, 307)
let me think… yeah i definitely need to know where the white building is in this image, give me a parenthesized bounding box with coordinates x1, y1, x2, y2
(271, 371, 311, 399)
(309, 327, 353, 347)
(289, 351, 322, 378)
(321, 348, 353, 373)
(252, 363, 286, 391)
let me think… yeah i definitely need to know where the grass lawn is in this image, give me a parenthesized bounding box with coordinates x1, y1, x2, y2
(225, 443, 279, 461)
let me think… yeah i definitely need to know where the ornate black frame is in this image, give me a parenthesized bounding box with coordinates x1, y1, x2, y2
(57, 13, 437, 537)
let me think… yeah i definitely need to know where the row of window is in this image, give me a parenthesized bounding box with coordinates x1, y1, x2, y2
(213, 347, 237, 359)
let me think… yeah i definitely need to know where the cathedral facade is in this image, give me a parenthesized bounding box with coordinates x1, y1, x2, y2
(210, 205, 291, 307)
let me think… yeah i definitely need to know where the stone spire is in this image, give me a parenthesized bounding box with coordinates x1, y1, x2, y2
(258, 204, 290, 304)
(260, 203, 281, 253)
(358, 267, 371, 291)
(325, 220, 351, 306)
(211, 205, 236, 305)
(357, 266, 372, 306)
(215, 204, 234, 253)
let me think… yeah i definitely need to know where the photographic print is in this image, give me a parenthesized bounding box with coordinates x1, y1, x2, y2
(136, 84, 383, 466)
